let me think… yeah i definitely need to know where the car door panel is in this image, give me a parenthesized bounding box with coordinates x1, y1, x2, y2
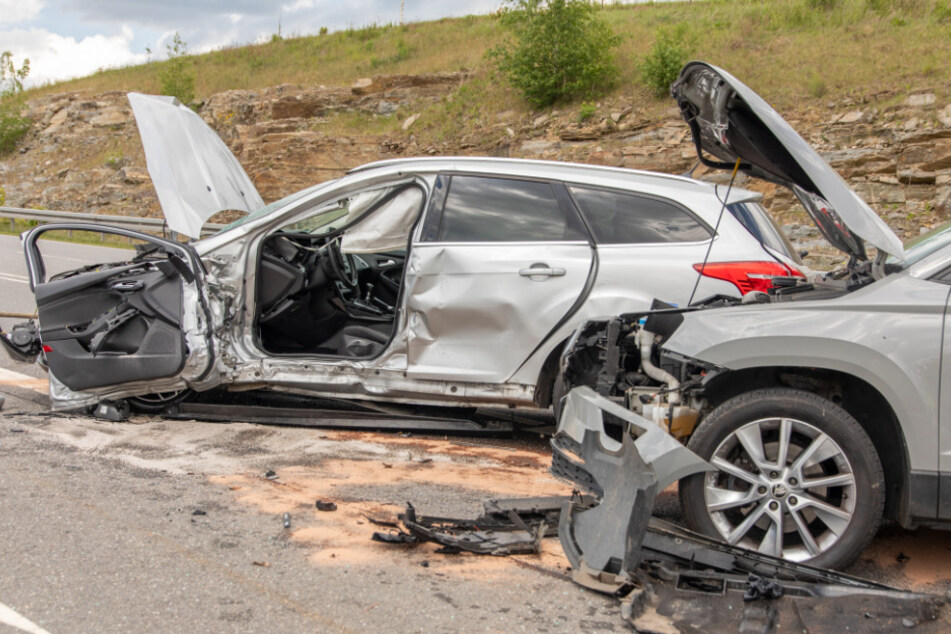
(406, 243, 592, 382)
(23, 223, 209, 393)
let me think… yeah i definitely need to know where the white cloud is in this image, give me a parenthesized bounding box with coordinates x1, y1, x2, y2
(1, 25, 147, 86)
(0, 0, 44, 25)
(282, 0, 317, 13)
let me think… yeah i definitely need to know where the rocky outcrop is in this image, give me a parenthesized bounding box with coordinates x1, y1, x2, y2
(2, 74, 950, 270)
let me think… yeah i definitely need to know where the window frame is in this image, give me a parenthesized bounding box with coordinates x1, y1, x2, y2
(419, 173, 592, 244)
(565, 183, 714, 246)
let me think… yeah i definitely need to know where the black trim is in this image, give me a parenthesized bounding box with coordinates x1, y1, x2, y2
(941, 472, 951, 521)
(908, 470, 939, 521)
(419, 174, 448, 242)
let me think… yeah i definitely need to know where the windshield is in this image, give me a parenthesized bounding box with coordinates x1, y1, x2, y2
(217, 182, 333, 233)
(889, 220, 951, 269)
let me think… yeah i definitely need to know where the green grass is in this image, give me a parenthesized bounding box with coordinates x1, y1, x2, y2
(25, 0, 951, 117)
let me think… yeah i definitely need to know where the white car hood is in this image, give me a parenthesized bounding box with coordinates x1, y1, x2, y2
(128, 93, 265, 239)
(671, 61, 905, 261)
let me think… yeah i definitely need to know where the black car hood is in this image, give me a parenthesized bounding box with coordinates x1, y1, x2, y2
(671, 61, 904, 261)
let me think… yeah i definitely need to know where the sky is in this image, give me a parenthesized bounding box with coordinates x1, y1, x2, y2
(0, 0, 506, 87)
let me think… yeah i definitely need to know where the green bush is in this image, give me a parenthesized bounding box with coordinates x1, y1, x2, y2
(0, 51, 31, 154)
(641, 26, 691, 98)
(491, 0, 620, 108)
(577, 101, 597, 122)
(158, 32, 196, 106)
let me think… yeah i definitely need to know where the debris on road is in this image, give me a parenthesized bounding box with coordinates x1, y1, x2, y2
(91, 400, 130, 422)
(315, 500, 337, 512)
(282, 512, 291, 528)
(251, 560, 270, 567)
(372, 496, 583, 556)
(191, 509, 206, 516)
(547, 388, 948, 632)
(263, 470, 278, 480)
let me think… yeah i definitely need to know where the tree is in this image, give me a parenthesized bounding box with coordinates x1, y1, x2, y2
(491, 0, 620, 108)
(158, 32, 196, 106)
(0, 51, 31, 154)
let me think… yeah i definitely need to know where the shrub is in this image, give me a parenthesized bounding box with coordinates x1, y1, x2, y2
(578, 101, 597, 122)
(158, 32, 196, 106)
(0, 51, 31, 154)
(641, 26, 691, 98)
(491, 0, 620, 108)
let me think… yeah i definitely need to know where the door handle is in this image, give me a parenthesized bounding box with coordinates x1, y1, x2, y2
(110, 280, 144, 292)
(519, 264, 566, 280)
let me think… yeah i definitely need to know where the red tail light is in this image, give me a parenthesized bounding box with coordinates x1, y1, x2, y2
(42, 345, 52, 353)
(693, 261, 803, 295)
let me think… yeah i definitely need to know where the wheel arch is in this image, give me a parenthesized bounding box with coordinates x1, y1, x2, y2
(533, 336, 571, 408)
(697, 366, 912, 527)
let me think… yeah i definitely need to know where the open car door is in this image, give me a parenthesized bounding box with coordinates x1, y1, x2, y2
(22, 224, 214, 402)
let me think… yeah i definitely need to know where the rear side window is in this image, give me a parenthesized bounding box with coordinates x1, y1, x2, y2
(437, 176, 587, 242)
(727, 201, 801, 263)
(569, 186, 711, 244)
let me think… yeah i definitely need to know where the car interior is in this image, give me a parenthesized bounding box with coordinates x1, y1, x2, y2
(254, 183, 424, 358)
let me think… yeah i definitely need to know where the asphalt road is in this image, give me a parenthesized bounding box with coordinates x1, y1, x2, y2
(0, 233, 131, 330)
(0, 233, 949, 632)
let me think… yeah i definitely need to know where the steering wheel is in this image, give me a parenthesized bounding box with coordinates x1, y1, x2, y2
(321, 236, 359, 289)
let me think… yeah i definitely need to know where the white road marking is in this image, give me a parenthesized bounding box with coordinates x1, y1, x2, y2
(0, 367, 47, 393)
(0, 272, 29, 284)
(0, 602, 52, 634)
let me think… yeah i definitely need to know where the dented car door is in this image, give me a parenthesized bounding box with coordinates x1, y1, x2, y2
(22, 224, 214, 404)
(405, 174, 594, 383)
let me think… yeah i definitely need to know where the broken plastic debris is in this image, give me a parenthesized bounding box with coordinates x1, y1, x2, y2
(192, 509, 207, 516)
(252, 561, 270, 567)
(315, 500, 337, 512)
(91, 400, 131, 422)
(743, 574, 784, 601)
(371, 530, 418, 544)
(264, 470, 278, 480)
(282, 512, 291, 528)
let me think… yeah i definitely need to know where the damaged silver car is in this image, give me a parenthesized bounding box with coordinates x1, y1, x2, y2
(557, 61, 951, 570)
(2, 92, 801, 416)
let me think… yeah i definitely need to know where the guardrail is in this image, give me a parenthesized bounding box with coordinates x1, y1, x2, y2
(0, 206, 226, 236)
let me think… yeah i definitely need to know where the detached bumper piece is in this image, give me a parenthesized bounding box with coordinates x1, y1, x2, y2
(552, 387, 946, 633)
(551, 386, 713, 592)
(372, 496, 588, 556)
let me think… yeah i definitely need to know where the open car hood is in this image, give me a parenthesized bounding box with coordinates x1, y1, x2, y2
(128, 93, 265, 239)
(671, 61, 904, 261)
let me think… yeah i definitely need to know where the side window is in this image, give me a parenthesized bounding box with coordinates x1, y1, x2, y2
(569, 186, 711, 244)
(436, 176, 587, 242)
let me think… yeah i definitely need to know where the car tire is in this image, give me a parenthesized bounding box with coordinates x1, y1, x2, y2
(128, 389, 193, 414)
(679, 388, 884, 570)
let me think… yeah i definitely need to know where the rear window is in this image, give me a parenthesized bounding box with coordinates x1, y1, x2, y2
(437, 176, 587, 242)
(727, 201, 801, 264)
(569, 186, 711, 244)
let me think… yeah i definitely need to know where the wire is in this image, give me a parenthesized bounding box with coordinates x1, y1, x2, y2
(686, 158, 743, 307)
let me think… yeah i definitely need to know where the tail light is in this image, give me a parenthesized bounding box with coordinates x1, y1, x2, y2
(693, 261, 803, 295)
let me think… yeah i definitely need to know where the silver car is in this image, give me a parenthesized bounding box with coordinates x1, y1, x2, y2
(2, 92, 800, 415)
(558, 62, 948, 570)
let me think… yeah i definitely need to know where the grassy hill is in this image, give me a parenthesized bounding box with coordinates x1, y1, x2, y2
(26, 0, 951, 119)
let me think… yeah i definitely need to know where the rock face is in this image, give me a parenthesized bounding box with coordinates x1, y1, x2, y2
(2, 72, 950, 271)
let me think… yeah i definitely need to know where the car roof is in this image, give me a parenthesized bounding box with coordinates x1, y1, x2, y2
(348, 156, 762, 204)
